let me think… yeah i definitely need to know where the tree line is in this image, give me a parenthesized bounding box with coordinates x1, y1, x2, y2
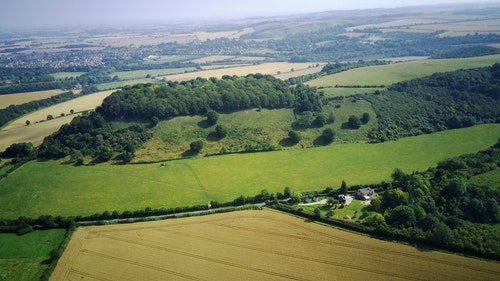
(0, 91, 75, 127)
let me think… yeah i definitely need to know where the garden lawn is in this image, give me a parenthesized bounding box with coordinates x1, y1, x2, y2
(0, 124, 499, 219)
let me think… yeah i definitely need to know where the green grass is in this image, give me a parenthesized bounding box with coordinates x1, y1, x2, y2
(49, 72, 86, 80)
(307, 54, 500, 88)
(147, 103, 377, 159)
(111, 67, 196, 80)
(151, 109, 295, 158)
(299, 199, 370, 221)
(0, 229, 65, 281)
(319, 87, 385, 97)
(469, 169, 500, 188)
(96, 78, 156, 90)
(0, 124, 498, 219)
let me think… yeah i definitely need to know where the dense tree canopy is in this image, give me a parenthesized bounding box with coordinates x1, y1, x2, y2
(96, 75, 302, 121)
(366, 65, 500, 141)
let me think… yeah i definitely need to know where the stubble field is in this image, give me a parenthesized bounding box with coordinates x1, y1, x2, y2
(0, 90, 115, 151)
(159, 62, 324, 81)
(0, 90, 67, 109)
(50, 210, 500, 281)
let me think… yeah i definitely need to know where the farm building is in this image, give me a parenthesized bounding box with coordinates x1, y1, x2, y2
(356, 187, 375, 200)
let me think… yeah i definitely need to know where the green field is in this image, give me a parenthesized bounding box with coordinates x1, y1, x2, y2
(96, 78, 155, 90)
(49, 72, 86, 80)
(318, 87, 385, 97)
(111, 67, 197, 80)
(0, 124, 498, 219)
(469, 169, 500, 189)
(307, 54, 500, 87)
(138, 102, 377, 160)
(0, 229, 65, 281)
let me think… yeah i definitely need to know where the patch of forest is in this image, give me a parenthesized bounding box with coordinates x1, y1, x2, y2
(365, 64, 500, 141)
(34, 74, 321, 162)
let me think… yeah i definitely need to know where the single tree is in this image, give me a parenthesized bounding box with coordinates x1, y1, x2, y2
(215, 124, 228, 138)
(348, 115, 361, 129)
(288, 130, 301, 144)
(361, 112, 370, 124)
(206, 110, 219, 126)
(314, 207, 321, 218)
(190, 140, 204, 153)
(322, 128, 335, 144)
(25, 120, 30, 126)
(284, 186, 292, 198)
(47, 114, 54, 120)
(340, 180, 348, 195)
(314, 113, 327, 127)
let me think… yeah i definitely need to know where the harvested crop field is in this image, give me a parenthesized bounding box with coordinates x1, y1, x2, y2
(50, 210, 500, 281)
(0, 90, 115, 151)
(0, 89, 66, 109)
(159, 62, 325, 82)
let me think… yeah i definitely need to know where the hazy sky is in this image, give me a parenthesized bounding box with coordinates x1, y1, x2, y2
(0, 0, 492, 29)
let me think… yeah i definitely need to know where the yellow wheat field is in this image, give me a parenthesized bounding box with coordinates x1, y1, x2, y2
(0, 89, 67, 109)
(159, 62, 325, 82)
(50, 210, 500, 281)
(0, 90, 115, 151)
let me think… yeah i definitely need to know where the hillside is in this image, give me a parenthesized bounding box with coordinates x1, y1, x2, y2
(22, 65, 499, 164)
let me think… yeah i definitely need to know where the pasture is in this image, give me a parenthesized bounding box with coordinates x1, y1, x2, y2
(50, 210, 500, 281)
(318, 87, 385, 98)
(49, 72, 86, 80)
(0, 90, 67, 109)
(0, 229, 65, 281)
(0, 90, 115, 151)
(159, 62, 325, 82)
(0, 124, 498, 219)
(138, 100, 376, 160)
(307, 55, 500, 88)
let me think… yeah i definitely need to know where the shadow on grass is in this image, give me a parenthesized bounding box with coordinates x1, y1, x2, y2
(181, 149, 198, 157)
(197, 120, 213, 129)
(313, 136, 333, 146)
(279, 138, 297, 147)
(206, 131, 224, 142)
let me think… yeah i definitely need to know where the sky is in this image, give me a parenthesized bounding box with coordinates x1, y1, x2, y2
(0, 0, 493, 29)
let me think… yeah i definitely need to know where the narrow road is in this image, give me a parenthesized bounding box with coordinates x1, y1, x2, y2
(76, 203, 266, 226)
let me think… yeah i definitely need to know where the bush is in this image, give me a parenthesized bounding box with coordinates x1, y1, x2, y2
(190, 140, 204, 153)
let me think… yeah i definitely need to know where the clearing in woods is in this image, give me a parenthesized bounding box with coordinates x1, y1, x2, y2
(50, 210, 500, 281)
